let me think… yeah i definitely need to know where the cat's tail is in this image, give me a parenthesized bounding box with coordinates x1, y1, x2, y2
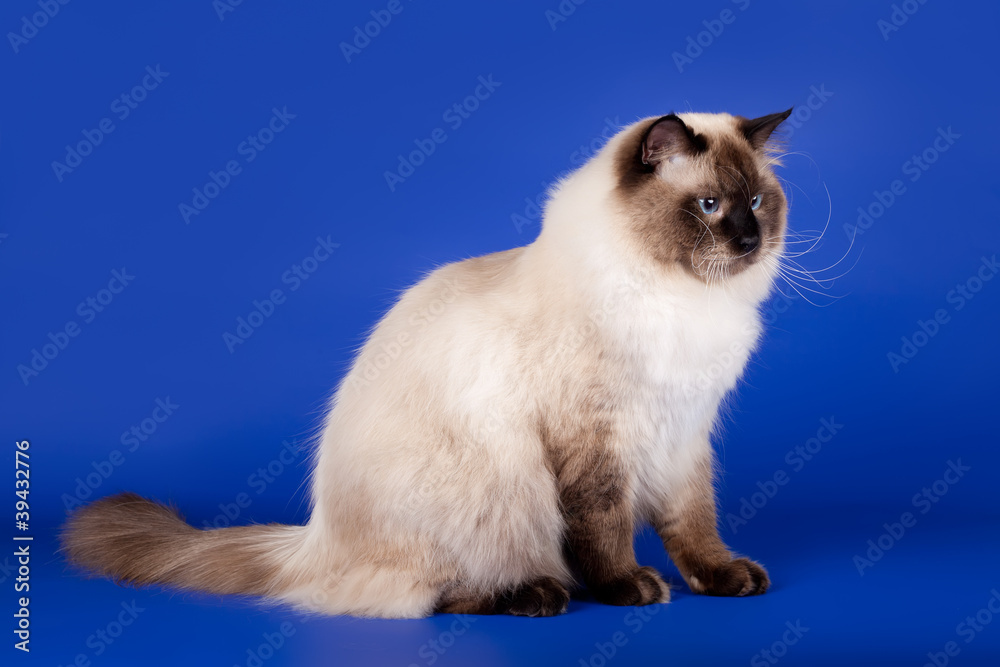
(60, 492, 306, 600)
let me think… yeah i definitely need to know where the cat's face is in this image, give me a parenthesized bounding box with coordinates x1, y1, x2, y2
(614, 111, 791, 283)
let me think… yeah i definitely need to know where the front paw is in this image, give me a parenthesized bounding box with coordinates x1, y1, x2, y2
(591, 566, 671, 606)
(688, 557, 769, 596)
(504, 577, 571, 617)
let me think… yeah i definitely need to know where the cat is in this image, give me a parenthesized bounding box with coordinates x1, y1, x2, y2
(62, 108, 792, 618)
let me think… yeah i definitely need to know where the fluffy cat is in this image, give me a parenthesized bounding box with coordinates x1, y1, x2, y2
(62, 108, 792, 618)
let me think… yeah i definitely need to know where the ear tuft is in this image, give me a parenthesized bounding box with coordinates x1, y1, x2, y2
(741, 108, 793, 150)
(641, 115, 706, 168)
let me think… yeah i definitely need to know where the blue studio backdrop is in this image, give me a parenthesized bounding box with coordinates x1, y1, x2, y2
(2, 0, 999, 665)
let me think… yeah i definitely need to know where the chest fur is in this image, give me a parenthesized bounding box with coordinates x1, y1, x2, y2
(606, 290, 761, 461)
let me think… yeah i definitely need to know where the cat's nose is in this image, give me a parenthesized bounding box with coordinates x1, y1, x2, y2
(738, 234, 760, 253)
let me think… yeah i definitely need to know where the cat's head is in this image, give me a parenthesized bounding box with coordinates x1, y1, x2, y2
(613, 110, 791, 283)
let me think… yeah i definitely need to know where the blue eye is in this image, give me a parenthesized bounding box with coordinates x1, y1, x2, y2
(698, 197, 719, 214)
(751, 194, 763, 210)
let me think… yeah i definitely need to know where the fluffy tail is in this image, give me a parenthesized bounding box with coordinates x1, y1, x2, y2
(61, 492, 305, 599)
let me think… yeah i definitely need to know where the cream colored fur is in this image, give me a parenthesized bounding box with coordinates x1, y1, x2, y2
(263, 113, 782, 618)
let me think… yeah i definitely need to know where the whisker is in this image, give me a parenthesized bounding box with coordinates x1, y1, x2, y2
(775, 267, 846, 303)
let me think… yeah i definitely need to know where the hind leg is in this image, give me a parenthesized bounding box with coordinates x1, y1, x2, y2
(436, 577, 570, 617)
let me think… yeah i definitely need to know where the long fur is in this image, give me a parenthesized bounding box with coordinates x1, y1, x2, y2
(62, 112, 785, 618)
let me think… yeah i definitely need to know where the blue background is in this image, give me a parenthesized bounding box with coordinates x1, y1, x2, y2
(2, 0, 998, 665)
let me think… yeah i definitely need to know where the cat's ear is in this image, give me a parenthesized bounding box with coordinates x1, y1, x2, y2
(641, 115, 706, 168)
(741, 109, 793, 150)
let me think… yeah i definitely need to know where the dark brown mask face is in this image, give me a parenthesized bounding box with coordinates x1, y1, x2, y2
(614, 110, 792, 283)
